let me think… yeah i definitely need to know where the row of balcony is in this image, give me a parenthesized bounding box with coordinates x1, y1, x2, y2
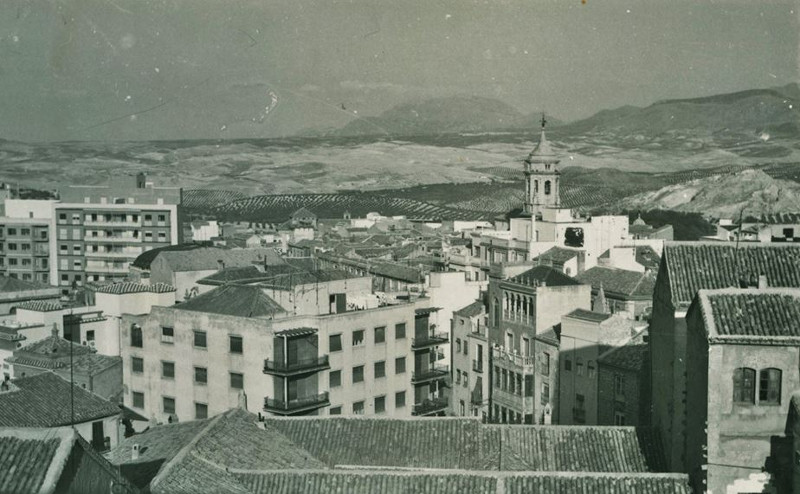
(411, 365, 449, 385)
(264, 392, 330, 415)
(503, 310, 534, 325)
(411, 332, 449, 350)
(263, 356, 330, 376)
(84, 235, 142, 243)
(411, 397, 449, 416)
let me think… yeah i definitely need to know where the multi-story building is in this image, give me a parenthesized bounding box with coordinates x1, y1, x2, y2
(597, 330, 650, 427)
(557, 308, 636, 425)
(650, 242, 800, 472)
(450, 300, 489, 420)
(120, 269, 448, 423)
(0, 199, 57, 284)
(685, 288, 800, 494)
(53, 173, 182, 291)
(487, 264, 591, 424)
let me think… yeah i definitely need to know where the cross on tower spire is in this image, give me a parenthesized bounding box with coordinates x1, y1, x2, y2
(540, 113, 547, 129)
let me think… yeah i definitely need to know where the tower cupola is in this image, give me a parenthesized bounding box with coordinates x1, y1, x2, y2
(523, 115, 561, 214)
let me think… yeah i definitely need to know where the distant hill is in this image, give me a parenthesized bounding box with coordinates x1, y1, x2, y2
(328, 96, 561, 137)
(615, 168, 800, 218)
(560, 83, 800, 138)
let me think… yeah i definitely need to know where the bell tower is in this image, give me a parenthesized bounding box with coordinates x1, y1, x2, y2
(523, 115, 560, 215)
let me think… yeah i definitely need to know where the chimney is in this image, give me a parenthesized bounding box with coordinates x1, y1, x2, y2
(50, 323, 59, 338)
(237, 390, 248, 410)
(758, 274, 768, 290)
(217, 259, 225, 271)
(131, 444, 140, 461)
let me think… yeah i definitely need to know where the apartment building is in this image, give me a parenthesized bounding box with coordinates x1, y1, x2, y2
(120, 270, 448, 423)
(54, 173, 182, 291)
(487, 265, 591, 424)
(0, 199, 57, 284)
(451, 300, 489, 420)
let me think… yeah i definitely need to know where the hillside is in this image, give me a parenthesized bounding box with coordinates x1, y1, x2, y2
(561, 83, 800, 139)
(335, 96, 560, 137)
(615, 169, 800, 218)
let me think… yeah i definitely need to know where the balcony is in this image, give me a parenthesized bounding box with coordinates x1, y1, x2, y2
(412, 397, 449, 416)
(84, 235, 142, 244)
(411, 332, 449, 350)
(411, 365, 449, 385)
(85, 251, 140, 259)
(472, 360, 484, 373)
(492, 347, 536, 370)
(263, 356, 330, 376)
(264, 392, 330, 415)
(85, 265, 129, 274)
(502, 309, 534, 325)
(83, 220, 141, 228)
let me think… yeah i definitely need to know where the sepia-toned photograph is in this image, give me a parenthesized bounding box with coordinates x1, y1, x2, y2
(0, 1, 797, 492)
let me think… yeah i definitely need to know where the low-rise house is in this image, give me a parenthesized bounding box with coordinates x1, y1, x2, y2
(106, 406, 690, 494)
(0, 372, 122, 452)
(0, 275, 61, 315)
(0, 427, 137, 494)
(6, 327, 122, 401)
(531, 246, 583, 276)
(575, 266, 656, 320)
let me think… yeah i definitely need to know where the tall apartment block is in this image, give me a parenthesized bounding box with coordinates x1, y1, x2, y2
(54, 174, 182, 291)
(119, 268, 450, 423)
(0, 199, 57, 284)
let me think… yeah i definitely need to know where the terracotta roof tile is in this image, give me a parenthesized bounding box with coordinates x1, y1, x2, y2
(695, 288, 800, 344)
(95, 282, 175, 295)
(0, 430, 63, 494)
(576, 267, 655, 300)
(507, 265, 581, 288)
(504, 473, 691, 494)
(533, 246, 581, 264)
(174, 285, 286, 318)
(12, 300, 63, 312)
(454, 300, 485, 318)
(599, 332, 649, 371)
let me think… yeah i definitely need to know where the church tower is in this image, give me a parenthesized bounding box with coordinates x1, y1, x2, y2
(523, 115, 560, 215)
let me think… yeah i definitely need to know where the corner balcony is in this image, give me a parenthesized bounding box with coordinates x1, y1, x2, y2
(412, 397, 449, 416)
(411, 332, 449, 350)
(264, 392, 330, 415)
(263, 356, 330, 376)
(411, 365, 449, 385)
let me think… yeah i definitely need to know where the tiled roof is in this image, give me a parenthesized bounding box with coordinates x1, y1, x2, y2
(7, 334, 120, 376)
(257, 269, 356, 290)
(0, 429, 66, 494)
(757, 213, 800, 225)
(95, 282, 175, 295)
(636, 245, 661, 270)
(565, 308, 612, 323)
(371, 262, 426, 283)
(0, 275, 52, 293)
(237, 471, 497, 494)
(695, 289, 800, 344)
(507, 265, 581, 287)
(130, 242, 213, 270)
(454, 300, 485, 318)
(12, 300, 63, 312)
(503, 473, 691, 494)
(196, 266, 266, 285)
(576, 267, 655, 300)
(174, 285, 286, 318)
(156, 247, 283, 272)
(534, 246, 581, 264)
(107, 419, 212, 489)
(599, 331, 649, 371)
(0, 372, 120, 427)
(663, 242, 800, 308)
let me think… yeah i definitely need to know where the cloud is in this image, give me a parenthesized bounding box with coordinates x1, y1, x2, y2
(299, 84, 322, 92)
(339, 80, 410, 93)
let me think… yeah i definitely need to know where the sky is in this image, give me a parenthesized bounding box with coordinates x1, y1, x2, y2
(0, 0, 797, 141)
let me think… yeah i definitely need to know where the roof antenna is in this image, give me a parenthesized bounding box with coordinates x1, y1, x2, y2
(732, 207, 746, 286)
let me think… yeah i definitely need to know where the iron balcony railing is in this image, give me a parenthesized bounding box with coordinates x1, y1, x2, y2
(264, 392, 330, 415)
(411, 365, 449, 385)
(411, 332, 449, 350)
(412, 397, 449, 416)
(263, 355, 330, 376)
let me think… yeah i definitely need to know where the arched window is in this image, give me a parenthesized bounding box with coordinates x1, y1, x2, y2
(733, 367, 756, 404)
(544, 181, 551, 195)
(759, 368, 782, 404)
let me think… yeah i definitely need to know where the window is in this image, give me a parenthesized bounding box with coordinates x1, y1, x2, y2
(395, 323, 406, 339)
(131, 326, 143, 348)
(456, 370, 461, 384)
(195, 403, 208, 419)
(329, 334, 342, 352)
(588, 361, 596, 378)
(374, 326, 385, 344)
(230, 372, 244, 389)
(614, 374, 625, 397)
(733, 367, 756, 404)
(374, 395, 386, 414)
(759, 368, 782, 404)
(614, 412, 626, 426)
(353, 365, 364, 383)
(162, 361, 175, 379)
(456, 339, 462, 353)
(352, 329, 365, 346)
(576, 358, 584, 376)
(329, 406, 342, 415)
(463, 373, 469, 388)
(132, 357, 144, 373)
(494, 365, 501, 387)
(7, 228, 15, 236)
(193, 330, 207, 348)
(163, 397, 176, 414)
(395, 391, 406, 408)
(329, 370, 341, 387)
(464, 343, 468, 356)
(161, 326, 174, 344)
(158, 214, 166, 222)
(541, 353, 550, 376)
(229, 335, 243, 354)
(132, 392, 144, 408)
(194, 366, 207, 384)
(541, 382, 550, 406)
(374, 361, 385, 378)
(353, 401, 365, 415)
(395, 357, 406, 374)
